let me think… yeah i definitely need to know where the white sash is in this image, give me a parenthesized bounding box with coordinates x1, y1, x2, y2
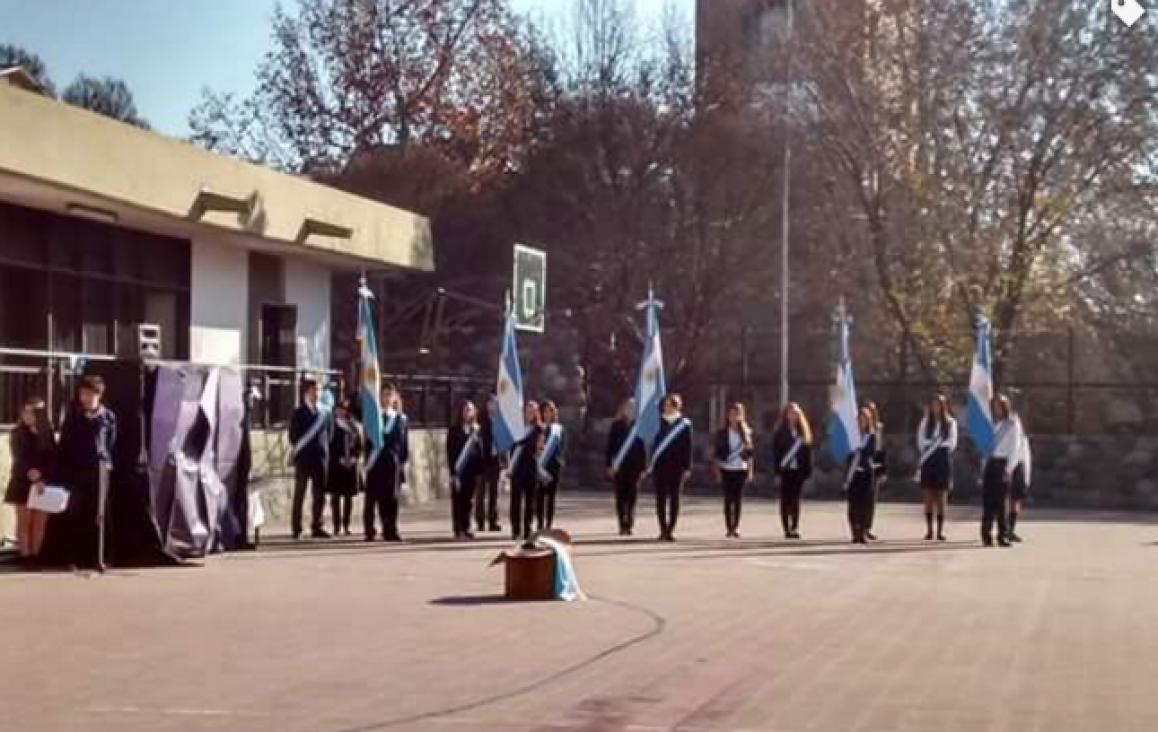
(454, 429, 479, 477)
(366, 412, 400, 473)
(649, 418, 690, 471)
(918, 433, 945, 468)
(779, 437, 803, 471)
(292, 410, 327, 458)
(538, 424, 563, 482)
(611, 422, 639, 472)
(844, 435, 872, 489)
(990, 420, 1012, 458)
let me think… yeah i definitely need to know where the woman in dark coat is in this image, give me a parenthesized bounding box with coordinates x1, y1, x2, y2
(447, 400, 484, 540)
(54, 376, 117, 569)
(326, 400, 362, 536)
(4, 396, 56, 560)
(771, 402, 814, 540)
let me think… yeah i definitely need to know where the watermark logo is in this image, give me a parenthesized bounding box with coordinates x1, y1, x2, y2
(1112, 0, 1147, 27)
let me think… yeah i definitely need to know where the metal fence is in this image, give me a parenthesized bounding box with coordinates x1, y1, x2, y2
(0, 348, 489, 431)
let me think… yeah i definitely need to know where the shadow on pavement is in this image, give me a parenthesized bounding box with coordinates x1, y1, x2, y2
(429, 594, 528, 607)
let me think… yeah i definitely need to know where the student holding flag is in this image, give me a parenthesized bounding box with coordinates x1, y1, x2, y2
(829, 299, 866, 542)
(713, 403, 755, 539)
(651, 394, 693, 542)
(447, 400, 483, 540)
(772, 402, 814, 540)
(916, 394, 958, 541)
(288, 379, 332, 540)
(606, 398, 646, 536)
(982, 394, 1024, 547)
(510, 401, 545, 541)
(536, 401, 567, 531)
(364, 383, 409, 542)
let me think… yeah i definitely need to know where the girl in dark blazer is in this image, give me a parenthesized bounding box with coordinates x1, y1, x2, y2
(509, 401, 545, 542)
(650, 394, 693, 542)
(863, 401, 887, 541)
(771, 402, 813, 540)
(535, 401, 566, 531)
(447, 400, 484, 540)
(846, 407, 879, 544)
(713, 403, 754, 539)
(607, 398, 646, 536)
(4, 396, 56, 561)
(326, 399, 362, 537)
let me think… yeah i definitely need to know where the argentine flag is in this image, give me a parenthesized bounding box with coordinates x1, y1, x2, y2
(827, 305, 862, 463)
(614, 291, 666, 469)
(492, 312, 526, 454)
(967, 317, 995, 455)
(356, 280, 384, 469)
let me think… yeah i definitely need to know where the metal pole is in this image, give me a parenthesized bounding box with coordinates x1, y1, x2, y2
(779, 0, 795, 409)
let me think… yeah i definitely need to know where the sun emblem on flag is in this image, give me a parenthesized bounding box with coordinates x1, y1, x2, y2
(644, 366, 657, 384)
(498, 376, 510, 395)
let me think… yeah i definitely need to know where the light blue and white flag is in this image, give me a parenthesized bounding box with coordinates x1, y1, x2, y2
(613, 289, 667, 470)
(356, 278, 384, 470)
(492, 310, 526, 454)
(827, 302, 862, 463)
(967, 316, 996, 456)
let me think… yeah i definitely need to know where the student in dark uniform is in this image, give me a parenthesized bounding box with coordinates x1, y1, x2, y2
(916, 394, 958, 541)
(771, 402, 813, 540)
(4, 396, 56, 561)
(846, 407, 878, 544)
(606, 398, 646, 536)
(288, 380, 331, 540)
(365, 383, 409, 542)
(326, 399, 361, 537)
(56, 376, 117, 569)
(863, 401, 887, 541)
(982, 394, 1023, 548)
(509, 400, 545, 541)
(535, 400, 566, 531)
(447, 400, 483, 540)
(1007, 426, 1032, 543)
(474, 394, 503, 534)
(713, 403, 754, 539)
(650, 394, 693, 542)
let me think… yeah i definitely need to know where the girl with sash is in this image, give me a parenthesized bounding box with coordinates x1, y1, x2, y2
(1007, 425, 1032, 543)
(607, 398, 646, 537)
(713, 403, 754, 539)
(5, 396, 57, 562)
(535, 401, 567, 531)
(509, 400, 545, 542)
(365, 384, 409, 542)
(289, 380, 331, 540)
(326, 399, 362, 537)
(863, 401, 887, 541)
(916, 394, 957, 541)
(982, 394, 1023, 548)
(846, 407, 878, 544)
(771, 402, 813, 540)
(651, 394, 693, 542)
(474, 394, 503, 534)
(447, 400, 483, 540)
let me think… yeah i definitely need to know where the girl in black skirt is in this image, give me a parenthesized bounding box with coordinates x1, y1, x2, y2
(846, 407, 878, 544)
(447, 400, 484, 540)
(916, 394, 958, 541)
(771, 402, 813, 540)
(713, 403, 754, 539)
(4, 397, 56, 560)
(327, 399, 362, 536)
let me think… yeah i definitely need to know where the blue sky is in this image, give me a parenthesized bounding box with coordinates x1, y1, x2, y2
(0, 0, 692, 137)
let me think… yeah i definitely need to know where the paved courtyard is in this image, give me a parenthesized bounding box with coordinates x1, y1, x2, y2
(4, 494, 1158, 732)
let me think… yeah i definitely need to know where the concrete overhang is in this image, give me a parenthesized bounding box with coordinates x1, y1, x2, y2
(0, 83, 434, 273)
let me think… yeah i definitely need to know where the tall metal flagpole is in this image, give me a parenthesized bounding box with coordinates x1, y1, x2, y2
(779, 0, 796, 409)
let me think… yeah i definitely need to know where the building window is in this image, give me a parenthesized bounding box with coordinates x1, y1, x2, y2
(0, 201, 191, 358)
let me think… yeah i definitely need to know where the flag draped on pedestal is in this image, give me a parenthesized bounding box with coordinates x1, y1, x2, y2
(613, 289, 667, 470)
(492, 308, 526, 454)
(356, 278, 384, 470)
(967, 316, 996, 455)
(827, 300, 862, 463)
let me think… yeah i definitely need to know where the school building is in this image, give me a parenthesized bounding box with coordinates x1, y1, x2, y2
(0, 68, 442, 541)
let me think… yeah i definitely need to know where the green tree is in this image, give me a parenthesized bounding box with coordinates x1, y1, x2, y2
(0, 43, 56, 96)
(62, 74, 150, 128)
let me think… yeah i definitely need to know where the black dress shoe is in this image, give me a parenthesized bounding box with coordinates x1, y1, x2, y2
(982, 538, 994, 547)
(364, 535, 376, 542)
(937, 533, 947, 542)
(865, 531, 878, 541)
(924, 531, 934, 541)
(1008, 533, 1023, 543)
(998, 539, 1012, 547)
(489, 523, 503, 533)
(312, 528, 332, 539)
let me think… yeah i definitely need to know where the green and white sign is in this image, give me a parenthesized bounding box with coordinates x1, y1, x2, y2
(513, 244, 547, 333)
